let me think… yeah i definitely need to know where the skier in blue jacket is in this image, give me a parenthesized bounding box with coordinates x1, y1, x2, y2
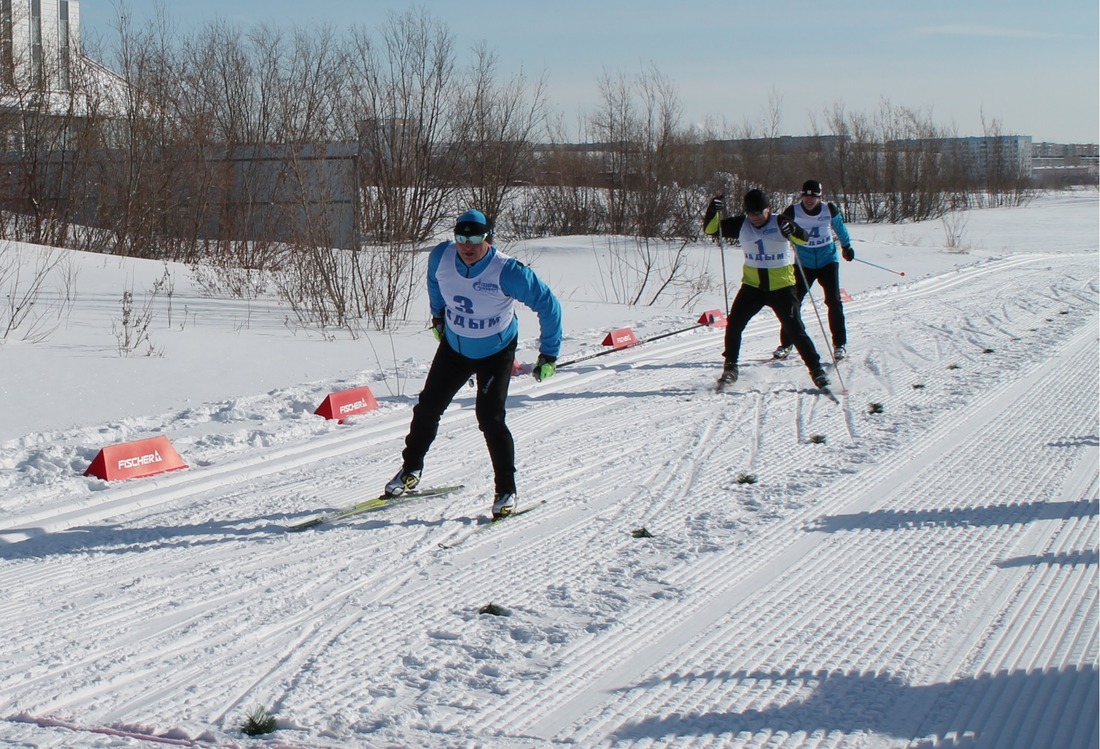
(773, 179, 855, 362)
(383, 209, 562, 519)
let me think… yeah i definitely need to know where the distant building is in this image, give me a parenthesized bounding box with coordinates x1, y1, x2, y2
(706, 134, 844, 156)
(953, 135, 1032, 176)
(1, 0, 125, 151)
(1030, 142, 1098, 185)
(1, 0, 78, 92)
(1033, 142, 1099, 160)
(704, 134, 1037, 178)
(885, 135, 1033, 180)
(1031, 141, 1098, 175)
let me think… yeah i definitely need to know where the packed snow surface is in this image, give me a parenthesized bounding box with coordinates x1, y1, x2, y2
(0, 191, 1097, 747)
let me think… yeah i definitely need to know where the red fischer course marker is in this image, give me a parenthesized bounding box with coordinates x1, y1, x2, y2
(315, 386, 379, 423)
(84, 436, 188, 481)
(697, 309, 727, 328)
(601, 327, 639, 349)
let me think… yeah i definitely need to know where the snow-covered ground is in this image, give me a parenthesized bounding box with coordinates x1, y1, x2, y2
(0, 190, 1097, 748)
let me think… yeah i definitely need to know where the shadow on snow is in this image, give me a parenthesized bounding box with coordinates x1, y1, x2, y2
(610, 665, 1099, 748)
(0, 511, 451, 559)
(807, 498, 1098, 535)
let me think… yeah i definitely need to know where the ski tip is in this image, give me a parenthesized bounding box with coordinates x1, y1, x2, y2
(286, 521, 319, 532)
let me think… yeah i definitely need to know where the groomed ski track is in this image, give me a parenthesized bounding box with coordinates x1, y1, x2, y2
(1, 252, 1097, 748)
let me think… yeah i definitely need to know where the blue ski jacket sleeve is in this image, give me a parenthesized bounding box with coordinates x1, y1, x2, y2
(830, 205, 852, 247)
(427, 243, 563, 360)
(499, 257, 563, 359)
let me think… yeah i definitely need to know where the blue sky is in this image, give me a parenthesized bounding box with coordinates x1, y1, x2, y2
(80, 0, 1098, 144)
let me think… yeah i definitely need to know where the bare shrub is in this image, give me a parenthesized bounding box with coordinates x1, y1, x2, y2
(520, 115, 609, 237)
(113, 280, 166, 357)
(0, 243, 78, 343)
(271, 246, 357, 337)
(515, 181, 608, 238)
(596, 235, 713, 308)
(189, 246, 273, 300)
(942, 210, 970, 253)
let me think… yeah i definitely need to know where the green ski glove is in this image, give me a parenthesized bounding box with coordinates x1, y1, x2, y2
(533, 354, 557, 382)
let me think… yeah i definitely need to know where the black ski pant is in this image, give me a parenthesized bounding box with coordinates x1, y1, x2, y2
(779, 261, 847, 349)
(724, 283, 822, 372)
(401, 336, 518, 495)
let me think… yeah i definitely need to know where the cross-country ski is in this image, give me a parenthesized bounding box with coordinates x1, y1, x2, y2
(287, 485, 464, 531)
(437, 500, 548, 549)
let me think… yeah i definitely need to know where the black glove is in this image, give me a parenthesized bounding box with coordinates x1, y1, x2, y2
(704, 195, 725, 236)
(778, 216, 795, 239)
(842, 245, 855, 262)
(431, 316, 444, 342)
(533, 354, 557, 382)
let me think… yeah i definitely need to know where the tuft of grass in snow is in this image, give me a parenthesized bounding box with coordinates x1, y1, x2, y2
(868, 403, 885, 414)
(809, 434, 827, 444)
(736, 472, 758, 484)
(241, 705, 277, 736)
(479, 603, 510, 617)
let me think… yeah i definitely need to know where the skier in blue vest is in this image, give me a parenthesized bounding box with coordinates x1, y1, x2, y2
(383, 209, 562, 519)
(772, 179, 855, 362)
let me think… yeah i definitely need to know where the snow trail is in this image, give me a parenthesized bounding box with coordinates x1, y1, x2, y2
(0, 236, 1096, 748)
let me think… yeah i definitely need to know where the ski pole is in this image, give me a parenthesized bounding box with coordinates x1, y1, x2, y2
(716, 205, 730, 311)
(557, 323, 705, 369)
(556, 345, 640, 369)
(854, 257, 905, 277)
(793, 251, 847, 395)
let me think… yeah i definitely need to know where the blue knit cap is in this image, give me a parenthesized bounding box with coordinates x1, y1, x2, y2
(454, 209, 489, 236)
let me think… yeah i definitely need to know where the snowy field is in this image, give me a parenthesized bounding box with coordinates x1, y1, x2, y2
(0, 190, 1097, 748)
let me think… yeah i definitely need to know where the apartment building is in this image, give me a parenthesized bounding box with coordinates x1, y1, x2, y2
(924, 135, 1033, 179)
(1, 0, 79, 91)
(1, 0, 129, 153)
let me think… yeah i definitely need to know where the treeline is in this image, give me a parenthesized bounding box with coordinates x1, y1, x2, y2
(0, 9, 1040, 329)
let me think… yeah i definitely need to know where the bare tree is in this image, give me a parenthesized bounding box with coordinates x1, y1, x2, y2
(94, 8, 209, 261)
(522, 113, 608, 236)
(452, 43, 547, 228)
(581, 66, 712, 305)
(4, 0, 1047, 311)
(588, 65, 685, 238)
(728, 88, 787, 189)
(344, 9, 462, 245)
(977, 112, 1034, 208)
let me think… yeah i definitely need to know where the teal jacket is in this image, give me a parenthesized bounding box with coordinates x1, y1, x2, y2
(427, 242, 562, 360)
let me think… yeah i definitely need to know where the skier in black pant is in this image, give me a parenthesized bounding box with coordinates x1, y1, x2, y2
(704, 189, 828, 389)
(383, 209, 562, 519)
(772, 179, 855, 362)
